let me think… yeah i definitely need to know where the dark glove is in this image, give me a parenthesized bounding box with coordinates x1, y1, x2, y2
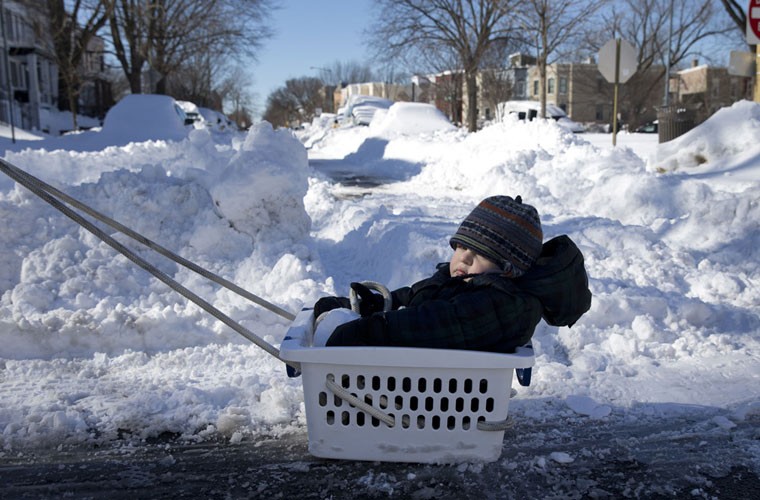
(326, 315, 390, 346)
(350, 282, 386, 317)
(313, 296, 350, 318)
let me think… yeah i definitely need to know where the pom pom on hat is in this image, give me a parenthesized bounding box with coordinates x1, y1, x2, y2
(450, 195, 543, 277)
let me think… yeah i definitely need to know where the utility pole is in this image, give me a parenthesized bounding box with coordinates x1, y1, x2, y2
(0, 0, 16, 143)
(755, 44, 760, 102)
(663, 0, 674, 107)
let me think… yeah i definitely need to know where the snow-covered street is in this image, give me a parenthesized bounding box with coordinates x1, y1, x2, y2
(1, 97, 758, 497)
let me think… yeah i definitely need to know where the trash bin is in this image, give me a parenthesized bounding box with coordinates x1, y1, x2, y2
(657, 105, 695, 143)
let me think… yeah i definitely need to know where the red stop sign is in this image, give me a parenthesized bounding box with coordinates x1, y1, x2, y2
(749, 0, 760, 41)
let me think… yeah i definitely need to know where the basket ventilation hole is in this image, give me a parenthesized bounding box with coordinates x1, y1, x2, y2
(479, 379, 488, 394)
(447, 416, 456, 430)
(403, 377, 412, 392)
(462, 416, 471, 430)
(425, 397, 434, 411)
(395, 395, 404, 409)
(486, 397, 495, 412)
(410, 396, 419, 411)
(449, 379, 457, 393)
(455, 397, 464, 412)
(432, 415, 441, 430)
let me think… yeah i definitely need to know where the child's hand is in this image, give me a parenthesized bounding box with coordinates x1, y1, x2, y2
(313, 296, 350, 318)
(350, 282, 386, 316)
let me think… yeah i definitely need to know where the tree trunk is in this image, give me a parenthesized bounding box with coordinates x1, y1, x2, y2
(466, 71, 478, 132)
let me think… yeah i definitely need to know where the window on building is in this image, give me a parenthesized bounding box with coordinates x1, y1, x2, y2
(516, 81, 525, 97)
(10, 60, 27, 90)
(559, 77, 568, 94)
(711, 78, 720, 98)
(5, 9, 32, 43)
(533, 80, 538, 96)
(595, 104, 604, 121)
(548, 78, 555, 94)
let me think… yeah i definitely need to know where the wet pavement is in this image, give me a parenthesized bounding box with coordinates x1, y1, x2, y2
(2, 409, 758, 499)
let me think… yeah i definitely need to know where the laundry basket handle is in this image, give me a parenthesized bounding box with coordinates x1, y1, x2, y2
(349, 281, 393, 314)
(325, 377, 396, 427)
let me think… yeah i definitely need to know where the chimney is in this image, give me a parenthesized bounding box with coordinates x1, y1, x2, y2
(692, 59, 699, 68)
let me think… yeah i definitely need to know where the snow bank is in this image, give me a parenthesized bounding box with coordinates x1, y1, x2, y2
(0, 98, 758, 452)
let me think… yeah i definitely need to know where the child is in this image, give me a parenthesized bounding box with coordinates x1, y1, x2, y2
(314, 195, 591, 353)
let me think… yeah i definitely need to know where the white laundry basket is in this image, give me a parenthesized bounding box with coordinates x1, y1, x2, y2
(280, 309, 534, 463)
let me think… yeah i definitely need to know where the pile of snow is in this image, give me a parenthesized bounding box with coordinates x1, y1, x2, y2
(102, 94, 192, 143)
(369, 102, 456, 136)
(0, 98, 758, 456)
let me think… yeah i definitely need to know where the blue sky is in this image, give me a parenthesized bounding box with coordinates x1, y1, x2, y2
(248, 0, 375, 115)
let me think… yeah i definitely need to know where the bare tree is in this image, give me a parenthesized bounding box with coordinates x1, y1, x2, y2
(109, 0, 149, 94)
(479, 68, 513, 121)
(367, 0, 519, 132)
(720, 0, 755, 51)
(262, 77, 325, 128)
(28, 0, 113, 129)
(316, 61, 376, 86)
(518, 0, 608, 119)
(108, 0, 274, 96)
(591, 0, 734, 125)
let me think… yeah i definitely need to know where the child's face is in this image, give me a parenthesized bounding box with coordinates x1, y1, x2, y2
(449, 243, 501, 278)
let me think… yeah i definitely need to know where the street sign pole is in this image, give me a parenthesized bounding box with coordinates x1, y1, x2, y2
(598, 38, 637, 146)
(749, 1, 760, 102)
(612, 39, 621, 146)
(756, 44, 760, 103)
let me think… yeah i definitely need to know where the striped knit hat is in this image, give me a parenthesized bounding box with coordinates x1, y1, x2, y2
(450, 195, 543, 277)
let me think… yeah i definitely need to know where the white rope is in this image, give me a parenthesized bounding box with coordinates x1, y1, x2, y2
(476, 417, 514, 431)
(325, 377, 396, 427)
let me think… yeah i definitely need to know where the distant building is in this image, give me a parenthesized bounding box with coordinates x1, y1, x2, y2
(77, 35, 112, 121)
(675, 60, 753, 123)
(336, 82, 412, 113)
(0, 0, 58, 131)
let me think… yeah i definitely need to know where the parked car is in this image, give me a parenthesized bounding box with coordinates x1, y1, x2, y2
(497, 100, 585, 133)
(634, 121, 658, 133)
(177, 100, 204, 127)
(370, 102, 456, 135)
(342, 95, 393, 126)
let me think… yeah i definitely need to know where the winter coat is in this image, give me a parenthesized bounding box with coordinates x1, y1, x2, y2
(326, 235, 592, 353)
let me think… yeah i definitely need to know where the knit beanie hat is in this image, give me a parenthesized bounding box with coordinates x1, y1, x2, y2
(449, 195, 543, 277)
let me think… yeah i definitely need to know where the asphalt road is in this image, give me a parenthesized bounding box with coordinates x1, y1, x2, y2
(2, 408, 758, 499)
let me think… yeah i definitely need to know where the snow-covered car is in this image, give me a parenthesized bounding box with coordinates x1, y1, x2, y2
(198, 107, 235, 131)
(498, 100, 585, 133)
(369, 102, 456, 135)
(177, 100, 204, 127)
(343, 95, 393, 126)
(101, 94, 195, 143)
